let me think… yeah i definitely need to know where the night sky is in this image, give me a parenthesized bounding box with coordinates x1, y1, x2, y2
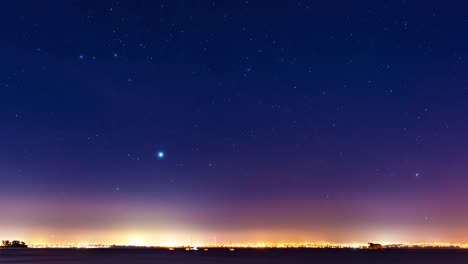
(1, 1, 468, 245)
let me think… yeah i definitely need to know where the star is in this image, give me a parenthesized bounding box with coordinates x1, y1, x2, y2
(157, 151, 165, 159)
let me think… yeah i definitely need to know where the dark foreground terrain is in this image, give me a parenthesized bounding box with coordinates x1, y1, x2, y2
(1, 248, 468, 264)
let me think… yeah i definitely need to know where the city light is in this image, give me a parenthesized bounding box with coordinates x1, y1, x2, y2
(26, 241, 468, 249)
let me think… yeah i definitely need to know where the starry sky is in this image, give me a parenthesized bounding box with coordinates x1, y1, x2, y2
(1, 1, 468, 245)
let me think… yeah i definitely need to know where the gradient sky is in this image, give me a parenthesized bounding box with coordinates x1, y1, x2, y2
(1, 1, 468, 245)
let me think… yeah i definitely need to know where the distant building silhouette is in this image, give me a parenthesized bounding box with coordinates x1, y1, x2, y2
(368, 243, 383, 251)
(1, 240, 27, 248)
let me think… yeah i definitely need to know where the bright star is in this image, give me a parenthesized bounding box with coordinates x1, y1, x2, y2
(157, 151, 165, 159)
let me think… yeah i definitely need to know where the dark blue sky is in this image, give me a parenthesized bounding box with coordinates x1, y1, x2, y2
(1, 1, 468, 244)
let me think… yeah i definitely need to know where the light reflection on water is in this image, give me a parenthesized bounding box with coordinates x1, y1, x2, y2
(1, 248, 468, 264)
